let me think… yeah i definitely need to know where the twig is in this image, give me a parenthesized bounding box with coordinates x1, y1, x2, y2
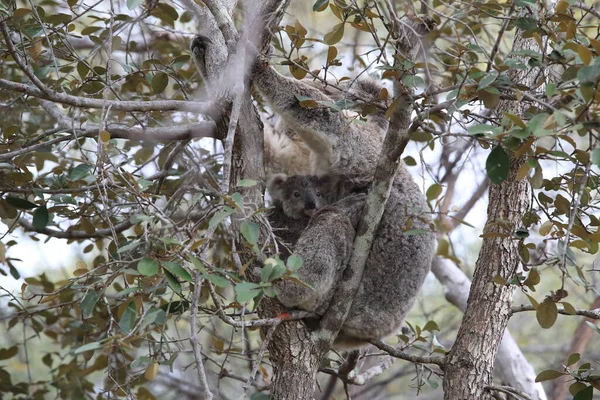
(486, 385, 534, 400)
(368, 340, 446, 367)
(191, 273, 214, 400)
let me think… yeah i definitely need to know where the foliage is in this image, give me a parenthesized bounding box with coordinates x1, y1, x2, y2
(0, 0, 599, 398)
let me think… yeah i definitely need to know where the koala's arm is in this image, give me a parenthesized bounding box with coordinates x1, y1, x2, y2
(252, 62, 346, 155)
(274, 194, 366, 312)
(274, 207, 355, 311)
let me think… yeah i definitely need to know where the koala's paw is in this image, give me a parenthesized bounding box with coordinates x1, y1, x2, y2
(191, 35, 212, 55)
(191, 35, 212, 77)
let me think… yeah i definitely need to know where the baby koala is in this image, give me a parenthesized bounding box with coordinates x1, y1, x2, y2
(266, 174, 327, 258)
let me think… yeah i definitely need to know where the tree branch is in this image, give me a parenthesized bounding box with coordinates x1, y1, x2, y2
(190, 274, 214, 400)
(510, 304, 600, 319)
(316, 16, 434, 351)
(368, 340, 446, 367)
(17, 218, 133, 239)
(0, 78, 214, 113)
(0, 123, 219, 162)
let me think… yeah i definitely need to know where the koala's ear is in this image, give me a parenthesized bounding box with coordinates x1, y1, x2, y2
(267, 173, 288, 200)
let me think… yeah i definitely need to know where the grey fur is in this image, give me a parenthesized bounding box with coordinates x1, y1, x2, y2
(266, 174, 327, 258)
(252, 63, 436, 347)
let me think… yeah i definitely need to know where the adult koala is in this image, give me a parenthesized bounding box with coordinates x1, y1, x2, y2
(191, 34, 436, 347)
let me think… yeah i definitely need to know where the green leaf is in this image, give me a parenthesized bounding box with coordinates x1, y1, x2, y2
(77, 61, 89, 79)
(422, 320, 440, 332)
(152, 72, 169, 94)
(119, 301, 137, 334)
(139, 307, 166, 330)
(138, 258, 159, 276)
(535, 369, 565, 382)
(486, 146, 510, 184)
(536, 300, 558, 329)
(162, 261, 193, 283)
(515, 17, 537, 31)
(80, 290, 100, 318)
(189, 255, 206, 272)
(70, 164, 93, 181)
(241, 221, 260, 246)
(238, 179, 257, 187)
(592, 148, 600, 167)
(235, 282, 263, 303)
(402, 75, 425, 89)
(202, 273, 230, 288)
(127, 0, 143, 10)
(33, 206, 49, 230)
(0, 346, 18, 360)
(164, 270, 182, 293)
(467, 124, 499, 135)
(426, 183, 443, 202)
(570, 383, 589, 397)
(5, 196, 37, 209)
(324, 23, 345, 45)
(573, 385, 593, 400)
(477, 71, 499, 90)
(567, 353, 581, 366)
(577, 58, 600, 84)
(261, 259, 286, 282)
(312, 0, 329, 11)
(287, 255, 304, 271)
(73, 341, 103, 355)
(208, 207, 234, 228)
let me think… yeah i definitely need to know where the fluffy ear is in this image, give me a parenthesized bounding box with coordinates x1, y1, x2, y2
(266, 173, 288, 201)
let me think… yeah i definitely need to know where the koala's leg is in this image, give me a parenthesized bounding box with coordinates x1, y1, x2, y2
(252, 63, 347, 160)
(274, 194, 365, 313)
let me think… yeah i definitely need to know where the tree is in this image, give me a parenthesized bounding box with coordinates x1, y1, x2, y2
(1, 0, 599, 399)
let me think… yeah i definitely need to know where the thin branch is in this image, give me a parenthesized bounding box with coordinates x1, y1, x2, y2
(450, 178, 489, 229)
(368, 340, 446, 367)
(0, 123, 219, 162)
(0, 78, 214, 113)
(510, 304, 600, 319)
(573, 1, 600, 18)
(487, 385, 533, 400)
(191, 274, 214, 400)
(17, 218, 133, 239)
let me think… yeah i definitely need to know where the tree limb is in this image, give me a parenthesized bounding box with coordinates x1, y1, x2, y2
(368, 339, 446, 367)
(17, 218, 133, 239)
(511, 304, 600, 319)
(0, 78, 214, 113)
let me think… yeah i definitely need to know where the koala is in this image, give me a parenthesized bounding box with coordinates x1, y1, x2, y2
(190, 35, 436, 348)
(266, 174, 327, 258)
(250, 63, 436, 347)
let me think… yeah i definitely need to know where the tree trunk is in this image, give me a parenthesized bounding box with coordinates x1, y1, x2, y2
(442, 10, 538, 399)
(268, 319, 321, 400)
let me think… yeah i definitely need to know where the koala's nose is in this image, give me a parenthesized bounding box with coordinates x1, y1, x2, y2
(305, 200, 316, 209)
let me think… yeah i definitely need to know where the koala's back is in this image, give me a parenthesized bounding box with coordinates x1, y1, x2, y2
(341, 172, 435, 341)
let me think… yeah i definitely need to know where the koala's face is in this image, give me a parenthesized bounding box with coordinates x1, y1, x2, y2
(270, 175, 327, 219)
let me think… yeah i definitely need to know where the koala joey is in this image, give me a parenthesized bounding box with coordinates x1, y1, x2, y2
(190, 35, 436, 348)
(266, 174, 327, 258)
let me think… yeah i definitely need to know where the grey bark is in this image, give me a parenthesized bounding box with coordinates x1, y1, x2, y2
(432, 258, 547, 400)
(442, 11, 539, 399)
